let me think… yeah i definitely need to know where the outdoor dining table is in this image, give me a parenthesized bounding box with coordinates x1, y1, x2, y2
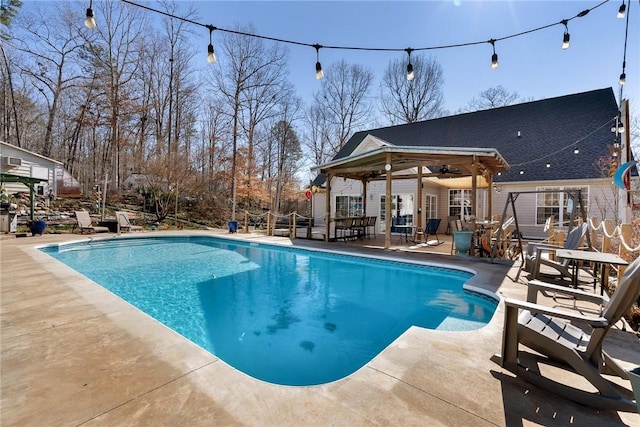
(555, 249, 629, 295)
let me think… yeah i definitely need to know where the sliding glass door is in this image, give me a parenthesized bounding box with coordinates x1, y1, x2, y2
(380, 193, 414, 233)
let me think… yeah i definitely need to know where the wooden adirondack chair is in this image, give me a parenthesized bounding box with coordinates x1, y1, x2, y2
(492, 256, 640, 411)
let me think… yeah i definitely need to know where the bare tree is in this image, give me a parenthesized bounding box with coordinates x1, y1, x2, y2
(301, 103, 333, 167)
(463, 85, 523, 112)
(269, 91, 302, 212)
(88, 0, 146, 189)
(379, 54, 445, 124)
(198, 97, 232, 196)
(59, 79, 97, 178)
(208, 25, 290, 219)
(157, 1, 198, 168)
(12, 2, 87, 156)
(1, 43, 21, 146)
(311, 59, 374, 157)
(239, 39, 289, 208)
(0, 0, 23, 145)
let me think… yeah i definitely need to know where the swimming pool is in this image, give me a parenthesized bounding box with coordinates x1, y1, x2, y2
(40, 235, 498, 386)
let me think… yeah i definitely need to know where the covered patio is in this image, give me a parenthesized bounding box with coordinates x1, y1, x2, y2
(312, 146, 510, 249)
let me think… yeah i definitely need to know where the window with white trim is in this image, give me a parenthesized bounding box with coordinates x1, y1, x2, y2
(424, 194, 437, 222)
(448, 189, 472, 221)
(535, 186, 588, 225)
(335, 195, 363, 218)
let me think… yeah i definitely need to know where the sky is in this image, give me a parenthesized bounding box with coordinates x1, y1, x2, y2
(19, 0, 640, 162)
(179, 0, 639, 116)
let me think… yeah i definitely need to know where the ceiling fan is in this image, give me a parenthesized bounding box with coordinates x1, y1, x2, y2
(437, 165, 463, 176)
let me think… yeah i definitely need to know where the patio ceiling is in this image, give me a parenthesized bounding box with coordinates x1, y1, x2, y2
(312, 146, 510, 182)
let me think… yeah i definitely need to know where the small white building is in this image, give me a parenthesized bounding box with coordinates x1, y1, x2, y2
(0, 141, 62, 197)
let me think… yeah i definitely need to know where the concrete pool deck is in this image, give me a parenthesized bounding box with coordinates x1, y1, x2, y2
(1, 231, 639, 426)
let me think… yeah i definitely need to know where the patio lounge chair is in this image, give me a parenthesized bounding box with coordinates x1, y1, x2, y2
(491, 256, 640, 411)
(116, 211, 144, 232)
(516, 223, 588, 282)
(74, 210, 109, 234)
(424, 218, 443, 245)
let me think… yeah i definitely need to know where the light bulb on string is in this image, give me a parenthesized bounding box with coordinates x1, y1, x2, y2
(489, 39, 498, 69)
(619, 72, 626, 86)
(85, 0, 96, 29)
(619, 60, 626, 85)
(405, 48, 414, 81)
(561, 20, 570, 49)
(546, 162, 551, 168)
(87, 0, 618, 91)
(612, 115, 625, 134)
(574, 147, 580, 154)
(313, 44, 324, 80)
(617, 1, 626, 19)
(207, 25, 217, 64)
(613, 142, 620, 157)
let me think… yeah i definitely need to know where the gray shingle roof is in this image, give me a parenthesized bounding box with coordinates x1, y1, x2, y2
(320, 88, 620, 185)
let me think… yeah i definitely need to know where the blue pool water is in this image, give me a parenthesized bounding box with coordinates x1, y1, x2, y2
(40, 236, 497, 386)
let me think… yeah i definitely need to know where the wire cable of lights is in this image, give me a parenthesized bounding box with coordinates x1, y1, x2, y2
(617, 0, 631, 98)
(506, 116, 618, 168)
(117, 0, 610, 59)
(88, 0, 628, 176)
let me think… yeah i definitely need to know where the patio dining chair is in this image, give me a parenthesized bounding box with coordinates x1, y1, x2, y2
(335, 217, 356, 242)
(491, 256, 640, 411)
(365, 216, 377, 238)
(352, 216, 366, 240)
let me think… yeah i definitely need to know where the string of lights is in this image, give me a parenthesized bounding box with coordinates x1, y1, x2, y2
(81, 0, 632, 177)
(81, 0, 624, 81)
(501, 115, 622, 172)
(617, 0, 630, 97)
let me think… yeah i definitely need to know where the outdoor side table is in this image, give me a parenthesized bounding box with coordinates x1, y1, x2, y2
(393, 225, 415, 244)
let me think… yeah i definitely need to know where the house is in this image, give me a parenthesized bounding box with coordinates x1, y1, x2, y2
(0, 141, 83, 199)
(311, 88, 633, 241)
